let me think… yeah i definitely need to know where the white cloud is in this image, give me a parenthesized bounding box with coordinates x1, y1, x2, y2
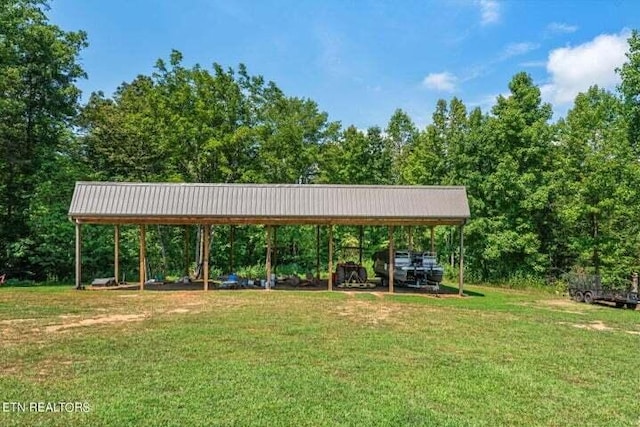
(422, 72, 457, 92)
(546, 22, 578, 35)
(501, 42, 539, 59)
(542, 31, 629, 105)
(478, 0, 500, 25)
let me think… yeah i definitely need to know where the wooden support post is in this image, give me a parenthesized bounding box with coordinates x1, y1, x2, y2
(203, 225, 210, 291)
(198, 226, 204, 278)
(139, 225, 146, 291)
(388, 226, 394, 293)
(266, 226, 272, 290)
(407, 226, 414, 252)
(316, 225, 320, 280)
(229, 225, 235, 273)
(114, 225, 120, 284)
(184, 226, 190, 277)
(459, 224, 464, 296)
(75, 222, 82, 289)
(430, 226, 435, 254)
(273, 226, 278, 275)
(358, 225, 364, 265)
(450, 228, 455, 267)
(328, 225, 333, 291)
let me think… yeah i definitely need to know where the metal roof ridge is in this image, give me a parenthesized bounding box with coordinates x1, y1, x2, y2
(75, 181, 467, 190)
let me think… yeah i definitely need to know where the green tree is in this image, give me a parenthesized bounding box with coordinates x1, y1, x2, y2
(442, 97, 469, 185)
(363, 126, 394, 185)
(256, 94, 338, 183)
(17, 139, 85, 280)
(317, 125, 393, 185)
(386, 109, 417, 183)
(401, 101, 445, 186)
(79, 76, 166, 181)
(152, 52, 252, 183)
(469, 73, 554, 281)
(0, 0, 87, 276)
(401, 98, 469, 186)
(556, 86, 640, 283)
(618, 29, 640, 154)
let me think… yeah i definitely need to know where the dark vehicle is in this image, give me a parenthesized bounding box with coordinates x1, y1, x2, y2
(373, 249, 444, 289)
(568, 273, 638, 309)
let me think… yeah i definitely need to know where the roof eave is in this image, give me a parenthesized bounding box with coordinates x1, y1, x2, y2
(68, 214, 469, 226)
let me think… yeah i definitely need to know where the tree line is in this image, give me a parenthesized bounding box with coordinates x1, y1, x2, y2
(2, 0, 640, 286)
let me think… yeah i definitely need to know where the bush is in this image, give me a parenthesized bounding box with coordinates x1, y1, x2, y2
(3, 278, 37, 287)
(235, 264, 266, 279)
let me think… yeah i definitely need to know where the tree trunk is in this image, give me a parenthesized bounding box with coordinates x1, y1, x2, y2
(592, 213, 600, 276)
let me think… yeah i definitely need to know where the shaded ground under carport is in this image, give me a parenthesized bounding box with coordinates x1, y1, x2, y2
(89, 280, 480, 297)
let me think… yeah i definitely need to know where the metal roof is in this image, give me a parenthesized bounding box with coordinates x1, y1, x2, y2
(69, 182, 470, 226)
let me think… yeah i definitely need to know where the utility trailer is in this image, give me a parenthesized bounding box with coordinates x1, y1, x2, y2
(568, 274, 638, 309)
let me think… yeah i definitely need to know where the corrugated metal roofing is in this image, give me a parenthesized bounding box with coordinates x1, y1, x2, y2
(68, 182, 470, 225)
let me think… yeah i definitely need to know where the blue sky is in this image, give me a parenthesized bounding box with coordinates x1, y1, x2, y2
(49, 0, 639, 129)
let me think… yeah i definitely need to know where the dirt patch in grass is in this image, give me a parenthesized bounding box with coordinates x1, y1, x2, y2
(166, 291, 204, 304)
(2, 327, 17, 339)
(1, 355, 77, 382)
(577, 320, 612, 331)
(560, 320, 618, 332)
(567, 321, 640, 336)
(0, 318, 37, 325)
(527, 299, 593, 315)
(45, 314, 148, 333)
(334, 299, 400, 326)
(542, 300, 584, 309)
(1, 291, 253, 339)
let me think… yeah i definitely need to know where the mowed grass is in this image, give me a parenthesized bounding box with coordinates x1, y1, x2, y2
(1, 285, 639, 426)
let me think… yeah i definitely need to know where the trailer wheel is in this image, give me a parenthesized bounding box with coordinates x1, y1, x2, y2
(336, 265, 345, 285)
(626, 303, 637, 310)
(615, 302, 625, 308)
(583, 292, 594, 304)
(358, 267, 367, 282)
(575, 291, 585, 303)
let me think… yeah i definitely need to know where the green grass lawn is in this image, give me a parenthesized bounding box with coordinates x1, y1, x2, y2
(0, 285, 638, 426)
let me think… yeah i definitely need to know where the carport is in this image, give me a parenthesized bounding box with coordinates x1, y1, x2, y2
(68, 182, 470, 294)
